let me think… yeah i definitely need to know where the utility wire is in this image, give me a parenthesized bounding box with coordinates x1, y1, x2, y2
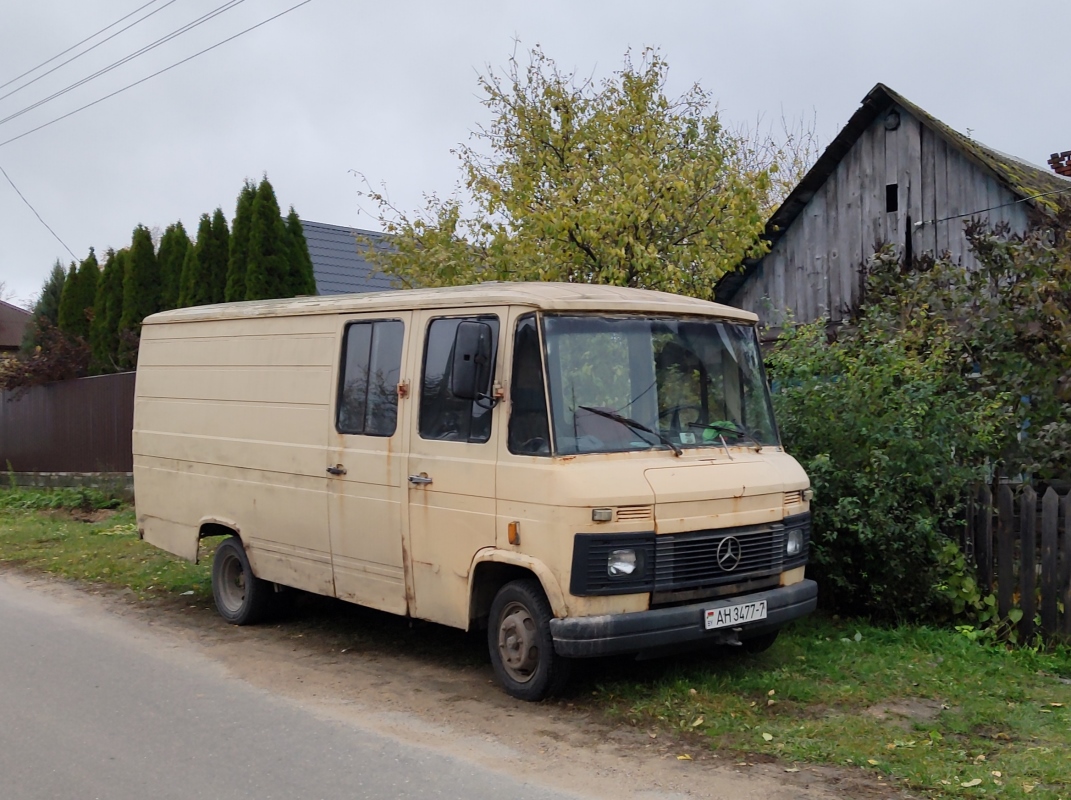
(0, 162, 77, 260)
(0, 0, 314, 150)
(0, 0, 180, 104)
(0, 0, 165, 92)
(915, 185, 1071, 227)
(0, 0, 248, 129)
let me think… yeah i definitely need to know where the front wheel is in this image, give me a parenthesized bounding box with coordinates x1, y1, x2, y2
(488, 579, 571, 701)
(211, 536, 275, 625)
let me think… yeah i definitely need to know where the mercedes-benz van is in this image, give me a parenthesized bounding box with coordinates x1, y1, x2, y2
(134, 282, 817, 700)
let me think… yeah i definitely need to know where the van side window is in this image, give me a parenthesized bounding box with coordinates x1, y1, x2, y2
(508, 315, 550, 455)
(337, 320, 405, 436)
(419, 316, 499, 443)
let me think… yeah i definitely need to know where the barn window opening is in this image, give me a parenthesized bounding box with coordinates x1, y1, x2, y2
(885, 183, 899, 213)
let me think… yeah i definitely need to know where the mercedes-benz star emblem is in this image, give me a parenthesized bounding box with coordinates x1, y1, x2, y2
(716, 536, 742, 571)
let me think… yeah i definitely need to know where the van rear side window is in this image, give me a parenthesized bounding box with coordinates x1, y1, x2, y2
(337, 320, 405, 436)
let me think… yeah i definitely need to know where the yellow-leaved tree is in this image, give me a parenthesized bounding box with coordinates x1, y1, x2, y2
(362, 46, 787, 300)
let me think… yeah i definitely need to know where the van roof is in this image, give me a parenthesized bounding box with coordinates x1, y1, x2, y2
(143, 282, 758, 325)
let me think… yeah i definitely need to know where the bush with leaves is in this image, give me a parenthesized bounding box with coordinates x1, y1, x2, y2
(768, 214, 1071, 621)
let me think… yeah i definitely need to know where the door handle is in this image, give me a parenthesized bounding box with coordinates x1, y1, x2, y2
(408, 474, 432, 485)
(326, 465, 347, 476)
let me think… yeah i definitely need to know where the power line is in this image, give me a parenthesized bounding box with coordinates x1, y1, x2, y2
(0, 0, 315, 150)
(0, 162, 77, 260)
(915, 185, 1071, 227)
(0, 0, 248, 129)
(0, 0, 180, 104)
(0, 0, 165, 92)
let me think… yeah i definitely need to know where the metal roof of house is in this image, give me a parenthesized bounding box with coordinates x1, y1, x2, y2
(714, 83, 1071, 305)
(300, 219, 395, 295)
(144, 281, 757, 325)
(0, 299, 31, 350)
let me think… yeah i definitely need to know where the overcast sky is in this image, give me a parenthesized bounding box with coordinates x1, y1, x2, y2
(1, 0, 1068, 306)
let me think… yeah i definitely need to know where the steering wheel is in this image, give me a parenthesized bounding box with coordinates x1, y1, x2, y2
(658, 404, 704, 433)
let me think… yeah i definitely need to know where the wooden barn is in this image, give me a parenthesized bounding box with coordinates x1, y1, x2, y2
(715, 83, 1071, 327)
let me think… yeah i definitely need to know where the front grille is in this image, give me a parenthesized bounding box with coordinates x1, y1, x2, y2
(616, 505, 653, 521)
(569, 512, 811, 597)
(784, 490, 803, 506)
(654, 528, 784, 590)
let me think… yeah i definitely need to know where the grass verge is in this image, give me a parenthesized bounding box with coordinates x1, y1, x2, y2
(595, 617, 1071, 799)
(0, 489, 209, 599)
(3, 488, 1070, 798)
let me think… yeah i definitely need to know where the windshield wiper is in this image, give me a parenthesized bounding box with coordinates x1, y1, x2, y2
(578, 405, 683, 457)
(687, 422, 764, 452)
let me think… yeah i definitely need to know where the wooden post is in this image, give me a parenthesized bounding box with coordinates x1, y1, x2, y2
(1020, 486, 1037, 642)
(1041, 487, 1059, 639)
(997, 484, 1015, 620)
(1063, 493, 1071, 638)
(977, 485, 993, 593)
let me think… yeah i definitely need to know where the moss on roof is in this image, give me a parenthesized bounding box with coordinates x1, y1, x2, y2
(879, 84, 1071, 215)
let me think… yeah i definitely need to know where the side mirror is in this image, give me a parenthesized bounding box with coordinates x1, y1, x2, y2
(450, 321, 493, 400)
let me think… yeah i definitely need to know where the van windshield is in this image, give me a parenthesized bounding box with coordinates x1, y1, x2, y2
(542, 315, 778, 455)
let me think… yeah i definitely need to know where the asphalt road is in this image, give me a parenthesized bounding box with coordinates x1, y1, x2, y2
(0, 575, 578, 800)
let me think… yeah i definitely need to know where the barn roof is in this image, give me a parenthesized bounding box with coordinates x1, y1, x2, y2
(715, 83, 1071, 304)
(300, 219, 395, 295)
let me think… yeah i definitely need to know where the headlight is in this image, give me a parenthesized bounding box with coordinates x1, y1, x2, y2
(607, 549, 638, 576)
(786, 529, 803, 557)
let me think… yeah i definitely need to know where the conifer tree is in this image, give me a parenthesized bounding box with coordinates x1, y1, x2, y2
(285, 207, 316, 296)
(179, 214, 211, 307)
(156, 222, 191, 310)
(225, 180, 256, 301)
(119, 224, 161, 335)
(22, 259, 67, 351)
(206, 208, 230, 303)
(58, 249, 100, 341)
(244, 177, 291, 301)
(90, 248, 125, 371)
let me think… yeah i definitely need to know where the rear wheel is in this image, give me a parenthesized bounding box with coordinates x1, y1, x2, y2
(211, 537, 274, 625)
(488, 579, 570, 701)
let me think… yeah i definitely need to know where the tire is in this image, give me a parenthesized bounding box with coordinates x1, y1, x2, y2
(211, 536, 275, 625)
(488, 579, 571, 701)
(740, 630, 779, 654)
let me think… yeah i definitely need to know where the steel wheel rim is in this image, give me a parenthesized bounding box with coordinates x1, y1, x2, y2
(217, 551, 247, 614)
(497, 600, 539, 683)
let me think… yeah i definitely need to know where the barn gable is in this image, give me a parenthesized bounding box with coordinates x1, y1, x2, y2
(715, 83, 1071, 326)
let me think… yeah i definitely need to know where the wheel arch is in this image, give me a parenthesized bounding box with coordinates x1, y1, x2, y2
(196, 517, 241, 565)
(468, 549, 567, 629)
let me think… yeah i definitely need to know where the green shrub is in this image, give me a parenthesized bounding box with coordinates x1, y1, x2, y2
(0, 486, 123, 511)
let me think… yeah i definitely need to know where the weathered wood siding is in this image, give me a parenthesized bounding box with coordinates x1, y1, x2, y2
(735, 105, 1030, 326)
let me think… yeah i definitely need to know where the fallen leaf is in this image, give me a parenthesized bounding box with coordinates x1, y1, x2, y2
(677, 754, 692, 761)
(886, 743, 897, 750)
(1023, 784, 1035, 793)
(961, 778, 982, 787)
(1049, 702, 1063, 707)
(784, 767, 799, 773)
(688, 688, 697, 696)
(939, 780, 951, 785)
(762, 733, 774, 742)
(648, 732, 657, 739)
(767, 689, 776, 696)
(991, 771, 1002, 777)
(974, 754, 987, 762)
(867, 759, 879, 766)
(690, 716, 704, 728)
(767, 699, 776, 707)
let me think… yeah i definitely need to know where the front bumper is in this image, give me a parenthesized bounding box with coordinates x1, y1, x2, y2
(549, 579, 818, 658)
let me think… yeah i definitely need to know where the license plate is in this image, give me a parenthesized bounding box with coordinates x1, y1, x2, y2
(705, 600, 768, 630)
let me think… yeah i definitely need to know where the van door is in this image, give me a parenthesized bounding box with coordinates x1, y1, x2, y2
(326, 313, 412, 615)
(405, 309, 503, 629)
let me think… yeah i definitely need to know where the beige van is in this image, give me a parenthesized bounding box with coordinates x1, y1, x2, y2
(134, 282, 816, 700)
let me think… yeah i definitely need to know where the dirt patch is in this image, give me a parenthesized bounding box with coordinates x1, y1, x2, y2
(3, 570, 908, 800)
(46, 508, 120, 523)
(864, 699, 944, 729)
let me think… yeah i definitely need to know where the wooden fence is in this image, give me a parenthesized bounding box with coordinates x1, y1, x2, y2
(965, 484, 1071, 642)
(0, 372, 135, 472)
